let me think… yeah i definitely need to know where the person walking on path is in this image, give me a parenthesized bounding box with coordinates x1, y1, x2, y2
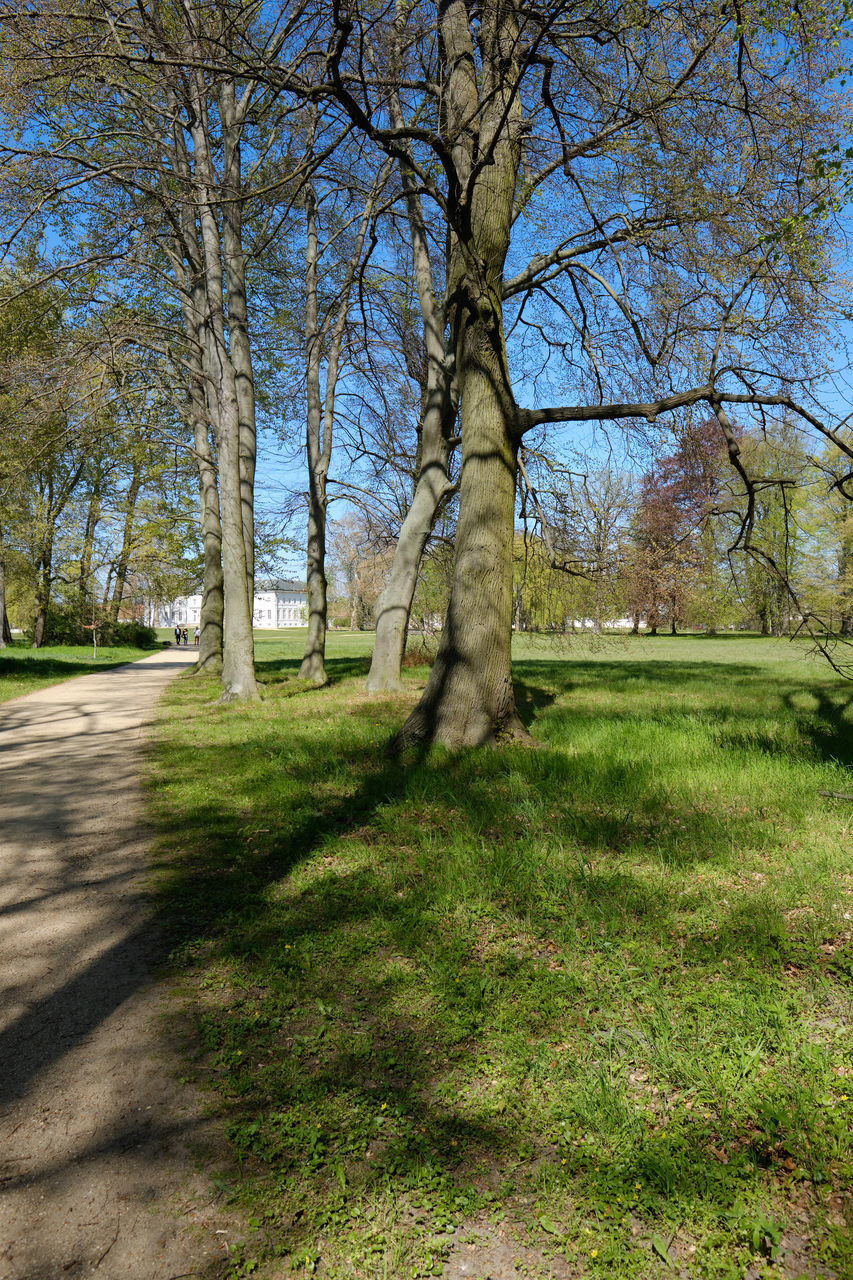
(0, 646, 221, 1279)
(193, 626, 200, 647)
(174, 623, 181, 646)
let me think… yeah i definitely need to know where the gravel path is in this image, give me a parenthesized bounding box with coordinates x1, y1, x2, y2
(0, 647, 225, 1280)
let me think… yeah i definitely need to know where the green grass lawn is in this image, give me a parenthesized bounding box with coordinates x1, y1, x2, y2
(0, 638, 160, 704)
(149, 632, 853, 1279)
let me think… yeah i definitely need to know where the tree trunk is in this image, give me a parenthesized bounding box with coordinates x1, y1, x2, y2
(0, 536, 11, 646)
(32, 550, 52, 648)
(841, 613, 852, 638)
(194, 407, 224, 674)
(300, 480, 328, 683)
(391, 0, 525, 748)
(109, 470, 141, 623)
(299, 183, 329, 686)
(392, 312, 526, 748)
(367, 44, 457, 694)
(78, 479, 101, 601)
(220, 80, 256, 601)
(176, 247, 225, 677)
(367, 443, 454, 692)
(190, 96, 258, 701)
(299, 167, 384, 684)
(216, 399, 258, 699)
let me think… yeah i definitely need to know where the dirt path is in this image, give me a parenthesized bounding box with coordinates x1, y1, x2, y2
(0, 647, 226, 1280)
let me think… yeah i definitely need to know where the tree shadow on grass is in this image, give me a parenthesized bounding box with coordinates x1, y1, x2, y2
(516, 656, 853, 764)
(255, 654, 373, 689)
(513, 674, 556, 727)
(0, 653, 128, 682)
(781, 684, 853, 768)
(145, 655, 853, 1273)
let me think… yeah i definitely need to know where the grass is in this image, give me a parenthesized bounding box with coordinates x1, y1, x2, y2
(0, 637, 160, 703)
(148, 631, 853, 1279)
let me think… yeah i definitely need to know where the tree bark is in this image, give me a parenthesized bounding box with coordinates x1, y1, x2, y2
(32, 545, 52, 648)
(109, 469, 141, 623)
(299, 164, 387, 684)
(189, 81, 258, 700)
(391, 0, 527, 747)
(0, 534, 11, 646)
(78, 475, 101, 601)
(299, 182, 329, 685)
(367, 21, 457, 693)
(172, 213, 225, 677)
(220, 80, 256, 601)
(192, 388, 224, 675)
(392, 313, 527, 747)
(367, 453, 453, 691)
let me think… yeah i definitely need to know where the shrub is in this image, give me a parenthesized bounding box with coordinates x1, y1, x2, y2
(40, 604, 157, 647)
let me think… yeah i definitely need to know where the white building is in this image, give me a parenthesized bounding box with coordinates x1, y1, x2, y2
(157, 579, 307, 629)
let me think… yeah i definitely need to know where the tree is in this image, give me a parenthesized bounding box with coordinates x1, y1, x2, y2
(364, 55, 459, 694)
(326, 512, 390, 631)
(248, 0, 849, 746)
(519, 456, 634, 632)
(728, 422, 811, 635)
(299, 143, 391, 684)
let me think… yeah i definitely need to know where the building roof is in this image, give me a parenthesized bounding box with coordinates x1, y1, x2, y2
(256, 579, 307, 592)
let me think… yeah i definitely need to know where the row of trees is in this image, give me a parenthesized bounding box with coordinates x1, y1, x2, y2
(329, 419, 853, 641)
(515, 423, 853, 639)
(0, 270, 201, 645)
(2, 0, 852, 743)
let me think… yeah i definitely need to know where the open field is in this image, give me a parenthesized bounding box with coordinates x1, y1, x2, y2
(0, 639, 160, 704)
(149, 633, 853, 1279)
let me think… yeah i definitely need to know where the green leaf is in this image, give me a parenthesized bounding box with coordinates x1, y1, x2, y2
(538, 1216, 562, 1236)
(652, 1234, 673, 1265)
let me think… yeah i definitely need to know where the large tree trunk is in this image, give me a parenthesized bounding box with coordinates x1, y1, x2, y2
(392, 310, 527, 748)
(191, 95, 258, 701)
(216, 392, 258, 699)
(390, 0, 526, 747)
(301, 494, 328, 681)
(166, 85, 225, 678)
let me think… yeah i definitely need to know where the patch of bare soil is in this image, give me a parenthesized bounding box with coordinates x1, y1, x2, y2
(443, 1213, 576, 1280)
(0, 651, 234, 1280)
